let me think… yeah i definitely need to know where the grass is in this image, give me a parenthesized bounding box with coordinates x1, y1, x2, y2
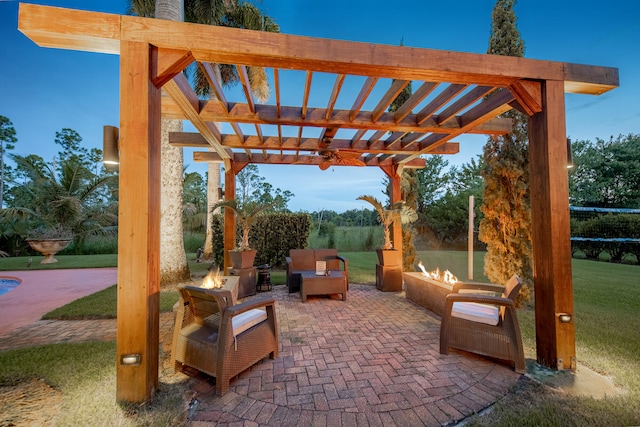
(0, 342, 186, 426)
(41, 285, 180, 320)
(1, 250, 639, 425)
(0, 254, 117, 271)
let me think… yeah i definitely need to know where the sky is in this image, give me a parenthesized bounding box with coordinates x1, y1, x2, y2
(1, 0, 639, 213)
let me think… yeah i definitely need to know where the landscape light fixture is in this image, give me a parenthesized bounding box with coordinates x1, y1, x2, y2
(120, 353, 141, 366)
(558, 313, 573, 323)
(103, 125, 119, 165)
(566, 138, 574, 169)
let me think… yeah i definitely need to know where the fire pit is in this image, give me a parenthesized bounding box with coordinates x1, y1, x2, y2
(403, 263, 459, 316)
(200, 268, 240, 304)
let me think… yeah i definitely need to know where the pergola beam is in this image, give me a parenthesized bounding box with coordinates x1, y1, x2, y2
(161, 99, 514, 135)
(172, 132, 460, 155)
(18, 4, 618, 94)
(193, 151, 431, 168)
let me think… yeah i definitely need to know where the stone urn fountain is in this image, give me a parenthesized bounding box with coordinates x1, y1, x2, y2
(26, 239, 72, 264)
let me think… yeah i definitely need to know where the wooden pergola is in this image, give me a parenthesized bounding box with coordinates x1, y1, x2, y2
(18, 3, 618, 402)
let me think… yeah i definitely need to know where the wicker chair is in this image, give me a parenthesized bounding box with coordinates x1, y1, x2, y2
(171, 285, 278, 395)
(439, 274, 525, 373)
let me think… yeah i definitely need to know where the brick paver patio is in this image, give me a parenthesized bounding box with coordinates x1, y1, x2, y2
(179, 284, 521, 426)
(0, 281, 521, 426)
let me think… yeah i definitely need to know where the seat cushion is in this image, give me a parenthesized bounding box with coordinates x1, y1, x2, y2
(231, 308, 268, 337)
(451, 302, 500, 326)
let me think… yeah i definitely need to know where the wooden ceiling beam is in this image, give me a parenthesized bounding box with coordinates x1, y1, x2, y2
(372, 79, 410, 122)
(172, 132, 463, 156)
(458, 88, 515, 128)
(151, 47, 194, 88)
(193, 151, 429, 168)
(393, 81, 439, 123)
(19, 4, 619, 94)
(402, 88, 515, 163)
(302, 71, 312, 120)
(435, 85, 495, 124)
(199, 62, 228, 112)
(367, 130, 385, 146)
(236, 65, 255, 113)
(162, 98, 512, 135)
(416, 84, 468, 124)
(162, 73, 229, 159)
(274, 68, 281, 118)
(351, 129, 366, 143)
(349, 76, 378, 121)
(326, 74, 346, 120)
(384, 132, 407, 150)
(509, 80, 543, 116)
(190, 142, 457, 164)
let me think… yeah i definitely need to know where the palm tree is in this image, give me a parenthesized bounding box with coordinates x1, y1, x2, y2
(357, 195, 417, 250)
(129, 0, 279, 281)
(211, 198, 272, 251)
(185, 0, 279, 260)
(1, 154, 118, 254)
(129, 0, 189, 286)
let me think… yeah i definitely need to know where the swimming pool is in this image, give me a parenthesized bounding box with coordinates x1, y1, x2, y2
(0, 277, 21, 296)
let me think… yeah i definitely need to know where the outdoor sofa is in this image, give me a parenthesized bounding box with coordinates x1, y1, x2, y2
(285, 248, 349, 293)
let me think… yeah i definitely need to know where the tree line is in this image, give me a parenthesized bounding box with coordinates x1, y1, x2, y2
(1, 115, 637, 257)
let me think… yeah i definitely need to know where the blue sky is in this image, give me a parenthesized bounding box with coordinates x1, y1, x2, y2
(1, 0, 638, 212)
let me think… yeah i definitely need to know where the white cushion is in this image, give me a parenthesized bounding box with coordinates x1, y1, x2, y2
(451, 302, 500, 326)
(231, 308, 267, 337)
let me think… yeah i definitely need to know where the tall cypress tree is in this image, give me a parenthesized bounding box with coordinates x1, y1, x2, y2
(478, 0, 533, 305)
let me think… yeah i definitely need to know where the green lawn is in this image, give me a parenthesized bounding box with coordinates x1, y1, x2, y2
(0, 254, 117, 271)
(1, 250, 638, 425)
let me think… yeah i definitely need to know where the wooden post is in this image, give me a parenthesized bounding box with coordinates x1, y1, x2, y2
(529, 79, 576, 371)
(380, 165, 403, 260)
(116, 40, 162, 401)
(223, 164, 236, 271)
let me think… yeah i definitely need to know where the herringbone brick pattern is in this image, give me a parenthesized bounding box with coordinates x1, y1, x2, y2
(0, 282, 520, 426)
(185, 284, 520, 426)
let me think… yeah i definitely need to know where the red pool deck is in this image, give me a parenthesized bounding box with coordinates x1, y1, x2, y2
(0, 268, 117, 337)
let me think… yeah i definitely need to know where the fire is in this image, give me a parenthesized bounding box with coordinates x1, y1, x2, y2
(201, 267, 224, 289)
(417, 261, 458, 285)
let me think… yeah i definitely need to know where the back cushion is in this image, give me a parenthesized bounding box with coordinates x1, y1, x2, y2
(503, 275, 522, 301)
(314, 249, 339, 270)
(290, 249, 316, 270)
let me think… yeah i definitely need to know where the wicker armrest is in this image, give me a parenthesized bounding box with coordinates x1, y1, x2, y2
(452, 281, 505, 294)
(336, 255, 349, 288)
(336, 255, 348, 269)
(225, 297, 276, 317)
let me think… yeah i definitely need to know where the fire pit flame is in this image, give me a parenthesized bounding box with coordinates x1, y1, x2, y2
(201, 267, 224, 289)
(417, 262, 458, 285)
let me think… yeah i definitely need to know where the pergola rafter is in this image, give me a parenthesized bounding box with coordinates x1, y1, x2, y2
(17, 2, 618, 404)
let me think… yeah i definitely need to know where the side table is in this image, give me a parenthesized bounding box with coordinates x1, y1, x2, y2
(300, 270, 347, 302)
